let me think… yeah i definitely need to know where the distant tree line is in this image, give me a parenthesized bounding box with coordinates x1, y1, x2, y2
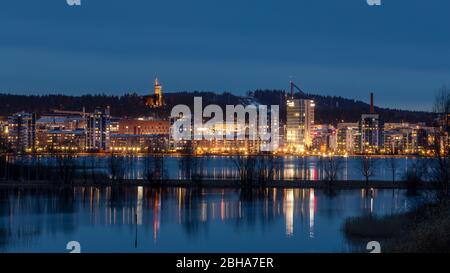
(251, 89, 435, 125)
(0, 91, 434, 125)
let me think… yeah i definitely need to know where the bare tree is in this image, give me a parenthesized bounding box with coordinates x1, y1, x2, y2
(144, 154, 165, 184)
(178, 141, 202, 183)
(358, 156, 376, 187)
(319, 156, 343, 185)
(404, 158, 429, 196)
(385, 156, 399, 184)
(80, 156, 89, 184)
(232, 154, 256, 187)
(0, 153, 6, 180)
(108, 152, 125, 182)
(255, 155, 281, 186)
(178, 141, 193, 179)
(89, 156, 97, 182)
(55, 151, 76, 184)
(431, 86, 450, 198)
(292, 156, 307, 181)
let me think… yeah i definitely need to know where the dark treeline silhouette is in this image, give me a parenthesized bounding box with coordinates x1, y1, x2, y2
(0, 155, 66, 182)
(0, 93, 150, 118)
(232, 155, 282, 189)
(0, 154, 109, 184)
(251, 89, 434, 125)
(0, 91, 434, 125)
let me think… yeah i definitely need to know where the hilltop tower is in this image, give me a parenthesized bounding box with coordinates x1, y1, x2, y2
(145, 78, 165, 108)
(154, 78, 164, 106)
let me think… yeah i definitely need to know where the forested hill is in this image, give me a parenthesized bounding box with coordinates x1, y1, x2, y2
(250, 90, 434, 125)
(0, 91, 435, 125)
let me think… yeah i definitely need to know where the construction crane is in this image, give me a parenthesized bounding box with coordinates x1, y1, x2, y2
(289, 81, 310, 99)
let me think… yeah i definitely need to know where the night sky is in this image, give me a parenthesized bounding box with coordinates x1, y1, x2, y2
(0, 0, 449, 111)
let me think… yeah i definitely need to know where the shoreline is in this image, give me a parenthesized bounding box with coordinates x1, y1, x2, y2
(0, 179, 441, 189)
(343, 200, 450, 253)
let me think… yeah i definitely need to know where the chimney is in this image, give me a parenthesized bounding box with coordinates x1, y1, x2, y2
(370, 92, 375, 114)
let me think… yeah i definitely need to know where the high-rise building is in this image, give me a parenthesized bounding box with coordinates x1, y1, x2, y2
(336, 122, 359, 154)
(7, 112, 36, 152)
(286, 84, 315, 152)
(359, 93, 384, 154)
(86, 107, 111, 151)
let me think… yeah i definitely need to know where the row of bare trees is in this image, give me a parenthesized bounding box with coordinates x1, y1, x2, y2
(230, 153, 428, 189)
(319, 155, 377, 187)
(232, 154, 282, 187)
(144, 155, 166, 184)
(0, 152, 78, 184)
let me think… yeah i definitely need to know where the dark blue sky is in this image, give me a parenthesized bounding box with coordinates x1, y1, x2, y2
(1, 0, 449, 111)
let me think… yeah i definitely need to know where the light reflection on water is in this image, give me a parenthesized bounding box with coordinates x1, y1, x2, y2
(4, 155, 425, 181)
(0, 186, 411, 253)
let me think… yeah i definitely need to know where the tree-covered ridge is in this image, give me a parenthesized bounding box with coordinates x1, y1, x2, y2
(0, 91, 434, 125)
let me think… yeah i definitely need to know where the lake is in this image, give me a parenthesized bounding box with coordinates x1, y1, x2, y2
(5, 155, 430, 181)
(0, 186, 413, 253)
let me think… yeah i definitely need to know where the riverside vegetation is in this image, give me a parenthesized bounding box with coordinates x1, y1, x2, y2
(343, 87, 450, 253)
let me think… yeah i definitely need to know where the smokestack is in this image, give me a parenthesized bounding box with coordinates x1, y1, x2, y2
(370, 92, 375, 114)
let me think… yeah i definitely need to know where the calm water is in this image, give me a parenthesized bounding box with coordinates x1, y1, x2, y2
(0, 186, 412, 253)
(10, 155, 428, 181)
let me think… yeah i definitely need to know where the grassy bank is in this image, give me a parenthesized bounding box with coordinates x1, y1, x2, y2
(343, 200, 450, 253)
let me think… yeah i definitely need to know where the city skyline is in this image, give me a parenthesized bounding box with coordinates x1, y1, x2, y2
(0, 82, 438, 156)
(3, 0, 450, 259)
(1, 1, 450, 111)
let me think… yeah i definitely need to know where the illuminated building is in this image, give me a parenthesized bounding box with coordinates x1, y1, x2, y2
(7, 112, 36, 152)
(36, 116, 85, 131)
(111, 118, 170, 152)
(35, 115, 86, 150)
(414, 128, 430, 153)
(110, 134, 169, 153)
(0, 118, 8, 150)
(383, 124, 432, 154)
(86, 107, 111, 152)
(359, 114, 384, 154)
(186, 121, 263, 154)
(109, 117, 120, 134)
(358, 93, 384, 154)
(47, 129, 85, 151)
(0, 118, 7, 136)
(286, 83, 315, 152)
(118, 119, 170, 135)
(383, 130, 404, 154)
(145, 78, 165, 108)
(336, 122, 358, 154)
(311, 124, 337, 153)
